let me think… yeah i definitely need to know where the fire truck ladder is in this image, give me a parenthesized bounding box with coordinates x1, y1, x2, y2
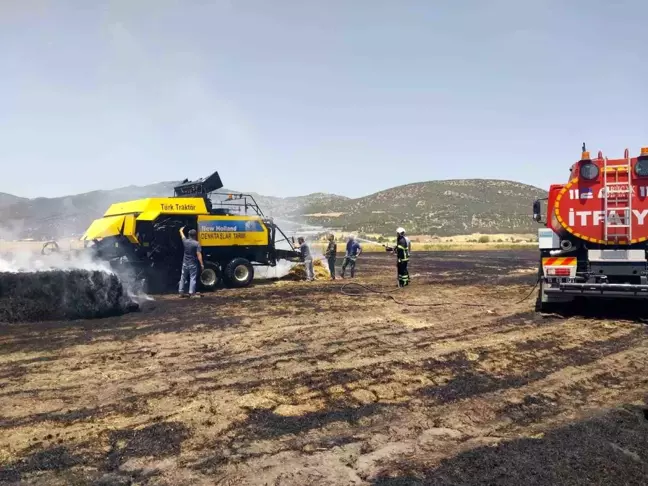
(603, 149, 633, 244)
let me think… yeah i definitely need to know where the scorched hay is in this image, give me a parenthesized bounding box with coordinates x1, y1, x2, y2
(282, 259, 330, 281)
(0, 270, 137, 323)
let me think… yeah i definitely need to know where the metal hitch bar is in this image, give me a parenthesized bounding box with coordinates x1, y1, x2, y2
(545, 281, 648, 298)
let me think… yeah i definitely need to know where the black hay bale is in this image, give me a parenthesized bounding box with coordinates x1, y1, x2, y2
(0, 270, 138, 323)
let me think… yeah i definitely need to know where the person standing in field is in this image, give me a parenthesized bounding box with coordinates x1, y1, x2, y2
(341, 234, 362, 279)
(324, 234, 337, 280)
(178, 226, 204, 297)
(392, 227, 410, 287)
(297, 237, 314, 281)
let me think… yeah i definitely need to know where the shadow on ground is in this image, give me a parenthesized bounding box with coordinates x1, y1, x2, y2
(0, 421, 190, 485)
(371, 405, 648, 486)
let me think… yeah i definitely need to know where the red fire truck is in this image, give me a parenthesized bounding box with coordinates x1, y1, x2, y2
(533, 145, 648, 311)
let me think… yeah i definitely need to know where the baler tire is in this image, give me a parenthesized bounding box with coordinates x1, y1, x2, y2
(224, 258, 254, 288)
(41, 241, 60, 255)
(200, 261, 221, 291)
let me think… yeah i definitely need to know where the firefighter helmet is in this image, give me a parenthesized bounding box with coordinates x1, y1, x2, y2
(396, 227, 406, 235)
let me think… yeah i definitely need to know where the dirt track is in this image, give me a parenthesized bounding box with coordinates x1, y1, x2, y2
(1, 250, 648, 485)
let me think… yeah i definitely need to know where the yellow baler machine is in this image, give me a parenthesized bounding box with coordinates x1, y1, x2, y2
(83, 197, 272, 246)
(81, 172, 300, 291)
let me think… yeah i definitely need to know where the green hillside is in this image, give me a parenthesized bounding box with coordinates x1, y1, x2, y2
(294, 179, 546, 236)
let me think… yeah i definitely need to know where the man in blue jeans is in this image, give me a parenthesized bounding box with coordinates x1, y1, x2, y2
(297, 237, 314, 281)
(178, 226, 204, 297)
(341, 234, 362, 279)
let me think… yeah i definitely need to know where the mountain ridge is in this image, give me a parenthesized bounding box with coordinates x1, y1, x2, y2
(0, 192, 27, 209)
(0, 179, 546, 239)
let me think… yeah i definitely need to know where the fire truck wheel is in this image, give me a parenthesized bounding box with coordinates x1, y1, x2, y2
(224, 258, 254, 288)
(535, 282, 547, 312)
(535, 262, 544, 311)
(535, 280, 562, 313)
(199, 262, 221, 291)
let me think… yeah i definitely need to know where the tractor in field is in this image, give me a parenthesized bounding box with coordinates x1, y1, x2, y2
(81, 171, 300, 292)
(533, 145, 648, 311)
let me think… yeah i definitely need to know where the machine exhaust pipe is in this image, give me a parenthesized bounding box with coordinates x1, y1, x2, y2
(549, 240, 577, 256)
(560, 239, 574, 251)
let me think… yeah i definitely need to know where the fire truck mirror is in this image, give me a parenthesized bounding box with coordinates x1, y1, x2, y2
(533, 200, 542, 222)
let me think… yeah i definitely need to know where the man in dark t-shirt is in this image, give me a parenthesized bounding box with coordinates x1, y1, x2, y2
(179, 226, 204, 297)
(324, 234, 337, 280)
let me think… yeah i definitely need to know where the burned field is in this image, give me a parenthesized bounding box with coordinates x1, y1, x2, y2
(1, 250, 648, 485)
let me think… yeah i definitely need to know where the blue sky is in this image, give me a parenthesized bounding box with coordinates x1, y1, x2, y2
(1, 0, 647, 199)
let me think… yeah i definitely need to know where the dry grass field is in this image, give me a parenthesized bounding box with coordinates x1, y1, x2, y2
(1, 250, 648, 485)
(1, 237, 536, 257)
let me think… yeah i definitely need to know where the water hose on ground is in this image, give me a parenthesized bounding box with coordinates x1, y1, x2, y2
(340, 282, 486, 307)
(341, 277, 541, 308)
(514, 278, 541, 304)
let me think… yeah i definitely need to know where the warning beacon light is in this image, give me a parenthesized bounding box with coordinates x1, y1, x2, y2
(579, 143, 599, 180)
(636, 147, 648, 177)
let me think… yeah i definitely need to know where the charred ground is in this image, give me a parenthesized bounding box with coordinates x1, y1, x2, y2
(1, 250, 648, 485)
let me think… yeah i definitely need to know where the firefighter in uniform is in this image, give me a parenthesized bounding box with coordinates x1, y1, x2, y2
(392, 227, 410, 287)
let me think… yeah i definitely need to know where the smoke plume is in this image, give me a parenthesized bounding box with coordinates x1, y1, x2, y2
(0, 236, 150, 323)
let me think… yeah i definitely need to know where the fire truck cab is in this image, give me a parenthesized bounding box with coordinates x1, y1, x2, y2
(533, 145, 648, 312)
